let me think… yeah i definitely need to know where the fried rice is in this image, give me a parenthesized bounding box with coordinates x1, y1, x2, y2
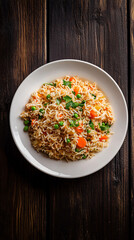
(20, 76, 115, 161)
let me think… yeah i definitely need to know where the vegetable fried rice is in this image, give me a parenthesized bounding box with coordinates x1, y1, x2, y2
(20, 76, 115, 161)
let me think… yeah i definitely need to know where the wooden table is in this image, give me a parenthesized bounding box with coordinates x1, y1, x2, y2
(0, 1, 133, 239)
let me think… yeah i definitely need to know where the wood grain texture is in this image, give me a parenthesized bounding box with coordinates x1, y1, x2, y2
(0, 1, 47, 240)
(0, 0, 132, 239)
(48, 0, 129, 239)
(130, 0, 134, 238)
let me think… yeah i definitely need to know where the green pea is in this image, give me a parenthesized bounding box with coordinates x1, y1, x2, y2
(24, 120, 29, 125)
(54, 124, 59, 129)
(87, 129, 91, 134)
(74, 113, 78, 118)
(75, 148, 79, 152)
(66, 138, 70, 143)
(46, 94, 51, 99)
(31, 106, 36, 111)
(59, 121, 64, 126)
(76, 94, 81, 99)
(24, 126, 29, 132)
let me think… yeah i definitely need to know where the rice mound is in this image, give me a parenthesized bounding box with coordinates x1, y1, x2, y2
(20, 76, 114, 161)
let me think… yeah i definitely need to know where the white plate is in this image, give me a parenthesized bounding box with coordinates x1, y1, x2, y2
(10, 60, 128, 178)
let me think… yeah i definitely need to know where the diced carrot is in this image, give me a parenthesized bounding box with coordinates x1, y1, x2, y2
(73, 86, 79, 95)
(88, 85, 93, 90)
(77, 137, 87, 148)
(90, 109, 98, 118)
(33, 96, 36, 99)
(69, 77, 75, 82)
(75, 126, 83, 134)
(31, 119, 35, 126)
(58, 113, 63, 118)
(99, 135, 108, 141)
(38, 93, 42, 97)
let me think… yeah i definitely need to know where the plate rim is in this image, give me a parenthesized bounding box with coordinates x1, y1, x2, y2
(9, 59, 128, 178)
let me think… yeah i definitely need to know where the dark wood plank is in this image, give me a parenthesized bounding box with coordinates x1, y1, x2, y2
(48, 0, 129, 239)
(130, 0, 134, 238)
(0, 1, 47, 239)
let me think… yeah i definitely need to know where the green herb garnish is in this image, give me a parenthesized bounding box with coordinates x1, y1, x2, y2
(75, 148, 83, 152)
(66, 138, 71, 143)
(68, 119, 79, 127)
(39, 109, 45, 114)
(63, 95, 72, 102)
(44, 103, 48, 106)
(78, 100, 86, 107)
(63, 79, 71, 88)
(66, 101, 79, 109)
(56, 98, 61, 105)
(74, 113, 78, 118)
(91, 93, 96, 99)
(99, 122, 111, 131)
(46, 94, 51, 99)
(82, 154, 87, 159)
(89, 119, 94, 130)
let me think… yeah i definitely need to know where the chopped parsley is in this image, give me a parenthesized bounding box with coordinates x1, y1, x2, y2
(56, 98, 62, 105)
(39, 109, 45, 114)
(75, 148, 83, 152)
(99, 122, 111, 131)
(89, 119, 94, 130)
(91, 93, 96, 99)
(65, 101, 79, 109)
(63, 95, 72, 102)
(68, 119, 79, 127)
(44, 103, 48, 106)
(78, 100, 86, 107)
(72, 91, 75, 95)
(63, 79, 71, 88)
(46, 94, 51, 99)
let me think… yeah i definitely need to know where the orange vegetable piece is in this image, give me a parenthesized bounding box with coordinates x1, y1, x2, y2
(90, 109, 98, 118)
(73, 86, 79, 95)
(69, 77, 75, 81)
(75, 126, 83, 134)
(77, 137, 87, 148)
(88, 85, 93, 90)
(58, 113, 63, 118)
(99, 135, 108, 141)
(31, 119, 35, 126)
